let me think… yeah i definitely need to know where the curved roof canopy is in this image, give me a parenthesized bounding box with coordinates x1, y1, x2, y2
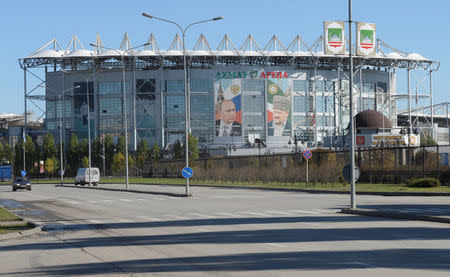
(355, 110, 393, 129)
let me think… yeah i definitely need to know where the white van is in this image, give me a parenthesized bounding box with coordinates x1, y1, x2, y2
(75, 167, 100, 186)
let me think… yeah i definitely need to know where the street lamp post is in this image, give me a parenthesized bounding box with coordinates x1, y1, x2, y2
(89, 43, 150, 190)
(142, 13, 223, 196)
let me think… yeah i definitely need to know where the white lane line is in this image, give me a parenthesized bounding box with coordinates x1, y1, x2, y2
(136, 216, 161, 221)
(265, 243, 287, 248)
(288, 209, 320, 214)
(429, 208, 448, 212)
(265, 210, 292, 215)
(196, 228, 212, 232)
(351, 261, 377, 268)
(136, 199, 146, 201)
(312, 209, 339, 213)
(101, 199, 113, 203)
(215, 212, 237, 217)
(86, 219, 106, 224)
(190, 213, 217, 219)
(119, 199, 131, 202)
(166, 215, 190, 220)
(116, 218, 133, 223)
(68, 201, 79, 204)
(153, 197, 166, 201)
(240, 211, 267, 217)
(88, 200, 99, 203)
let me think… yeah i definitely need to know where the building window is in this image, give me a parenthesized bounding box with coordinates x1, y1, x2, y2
(136, 79, 156, 100)
(293, 80, 308, 92)
(165, 80, 184, 92)
(98, 82, 129, 95)
(191, 80, 212, 92)
(243, 79, 264, 91)
(165, 96, 185, 114)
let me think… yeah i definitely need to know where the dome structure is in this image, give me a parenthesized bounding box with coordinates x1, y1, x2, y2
(355, 110, 392, 129)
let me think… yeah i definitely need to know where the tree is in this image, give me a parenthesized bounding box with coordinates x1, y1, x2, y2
(421, 135, 437, 147)
(24, 135, 36, 173)
(151, 143, 161, 161)
(80, 139, 89, 160)
(13, 141, 23, 175)
(92, 137, 102, 168)
(173, 140, 183, 159)
(136, 139, 150, 168)
(4, 143, 13, 165)
(112, 153, 125, 175)
(186, 134, 199, 160)
(45, 157, 58, 177)
(116, 136, 126, 155)
(42, 133, 57, 161)
(67, 133, 80, 176)
(81, 156, 89, 168)
(104, 135, 114, 175)
(0, 143, 5, 164)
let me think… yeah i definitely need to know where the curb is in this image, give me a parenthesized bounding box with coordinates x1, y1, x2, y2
(0, 219, 41, 241)
(55, 182, 450, 197)
(340, 208, 450, 224)
(131, 183, 450, 197)
(54, 184, 190, 198)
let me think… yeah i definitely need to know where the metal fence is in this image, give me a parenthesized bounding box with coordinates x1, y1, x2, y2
(143, 145, 450, 185)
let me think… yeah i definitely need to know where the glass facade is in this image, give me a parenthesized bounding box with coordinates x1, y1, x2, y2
(46, 68, 391, 150)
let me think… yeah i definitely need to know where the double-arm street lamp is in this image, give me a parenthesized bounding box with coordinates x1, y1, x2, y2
(89, 42, 149, 190)
(142, 12, 223, 196)
(42, 85, 80, 185)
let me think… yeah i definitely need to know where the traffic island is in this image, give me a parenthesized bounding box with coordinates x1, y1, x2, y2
(0, 207, 41, 240)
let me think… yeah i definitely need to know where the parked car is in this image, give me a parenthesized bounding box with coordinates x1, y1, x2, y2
(12, 177, 31, 191)
(75, 167, 100, 186)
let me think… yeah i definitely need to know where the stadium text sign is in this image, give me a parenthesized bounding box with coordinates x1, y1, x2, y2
(216, 70, 288, 80)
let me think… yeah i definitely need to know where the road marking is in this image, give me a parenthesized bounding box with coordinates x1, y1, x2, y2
(119, 199, 131, 202)
(240, 211, 267, 217)
(288, 209, 320, 214)
(215, 212, 236, 217)
(136, 199, 146, 201)
(190, 213, 216, 218)
(429, 208, 448, 212)
(116, 218, 133, 223)
(101, 199, 113, 203)
(87, 219, 106, 224)
(136, 216, 161, 221)
(153, 197, 165, 201)
(196, 228, 212, 232)
(265, 243, 287, 248)
(166, 215, 190, 220)
(68, 201, 79, 204)
(265, 210, 292, 215)
(351, 261, 377, 268)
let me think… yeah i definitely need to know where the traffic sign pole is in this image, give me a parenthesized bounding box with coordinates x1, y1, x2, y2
(302, 150, 312, 186)
(306, 158, 309, 186)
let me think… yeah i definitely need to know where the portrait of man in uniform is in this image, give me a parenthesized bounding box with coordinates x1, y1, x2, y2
(215, 99, 242, 136)
(268, 95, 291, 136)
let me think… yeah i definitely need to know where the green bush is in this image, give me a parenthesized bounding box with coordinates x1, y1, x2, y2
(406, 178, 441, 187)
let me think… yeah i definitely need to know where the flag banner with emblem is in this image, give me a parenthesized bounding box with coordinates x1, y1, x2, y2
(324, 21, 345, 55)
(266, 77, 292, 137)
(356, 22, 376, 56)
(214, 79, 242, 137)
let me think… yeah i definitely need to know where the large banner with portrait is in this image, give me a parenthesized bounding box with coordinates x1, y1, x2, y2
(266, 78, 292, 137)
(214, 79, 242, 137)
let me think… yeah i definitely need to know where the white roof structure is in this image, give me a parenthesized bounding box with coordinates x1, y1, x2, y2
(19, 33, 439, 71)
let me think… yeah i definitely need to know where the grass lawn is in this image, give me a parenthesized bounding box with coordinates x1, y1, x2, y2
(0, 206, 20, 221)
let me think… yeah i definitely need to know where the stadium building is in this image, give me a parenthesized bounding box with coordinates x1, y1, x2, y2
(18, 22, 445, 155)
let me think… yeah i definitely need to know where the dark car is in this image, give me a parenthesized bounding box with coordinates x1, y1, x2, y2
(12, 177, 31, 191)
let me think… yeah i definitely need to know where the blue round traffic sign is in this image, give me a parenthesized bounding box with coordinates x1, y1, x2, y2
(303, 150, 312, 160)
(181, 167, 194, 179)
(21, 170, 27, 177)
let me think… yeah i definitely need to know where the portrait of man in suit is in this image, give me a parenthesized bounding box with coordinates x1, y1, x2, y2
(268, 95, 291, 136)
(215, 99, 241, 136)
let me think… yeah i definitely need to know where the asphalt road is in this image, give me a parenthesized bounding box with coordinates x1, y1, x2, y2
(0, 183, 449, 276)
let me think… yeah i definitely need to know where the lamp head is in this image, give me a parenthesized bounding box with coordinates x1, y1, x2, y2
(142, 13, 153, 19)
(89, 43, 98, 47)
(212, 16, 224, 21)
